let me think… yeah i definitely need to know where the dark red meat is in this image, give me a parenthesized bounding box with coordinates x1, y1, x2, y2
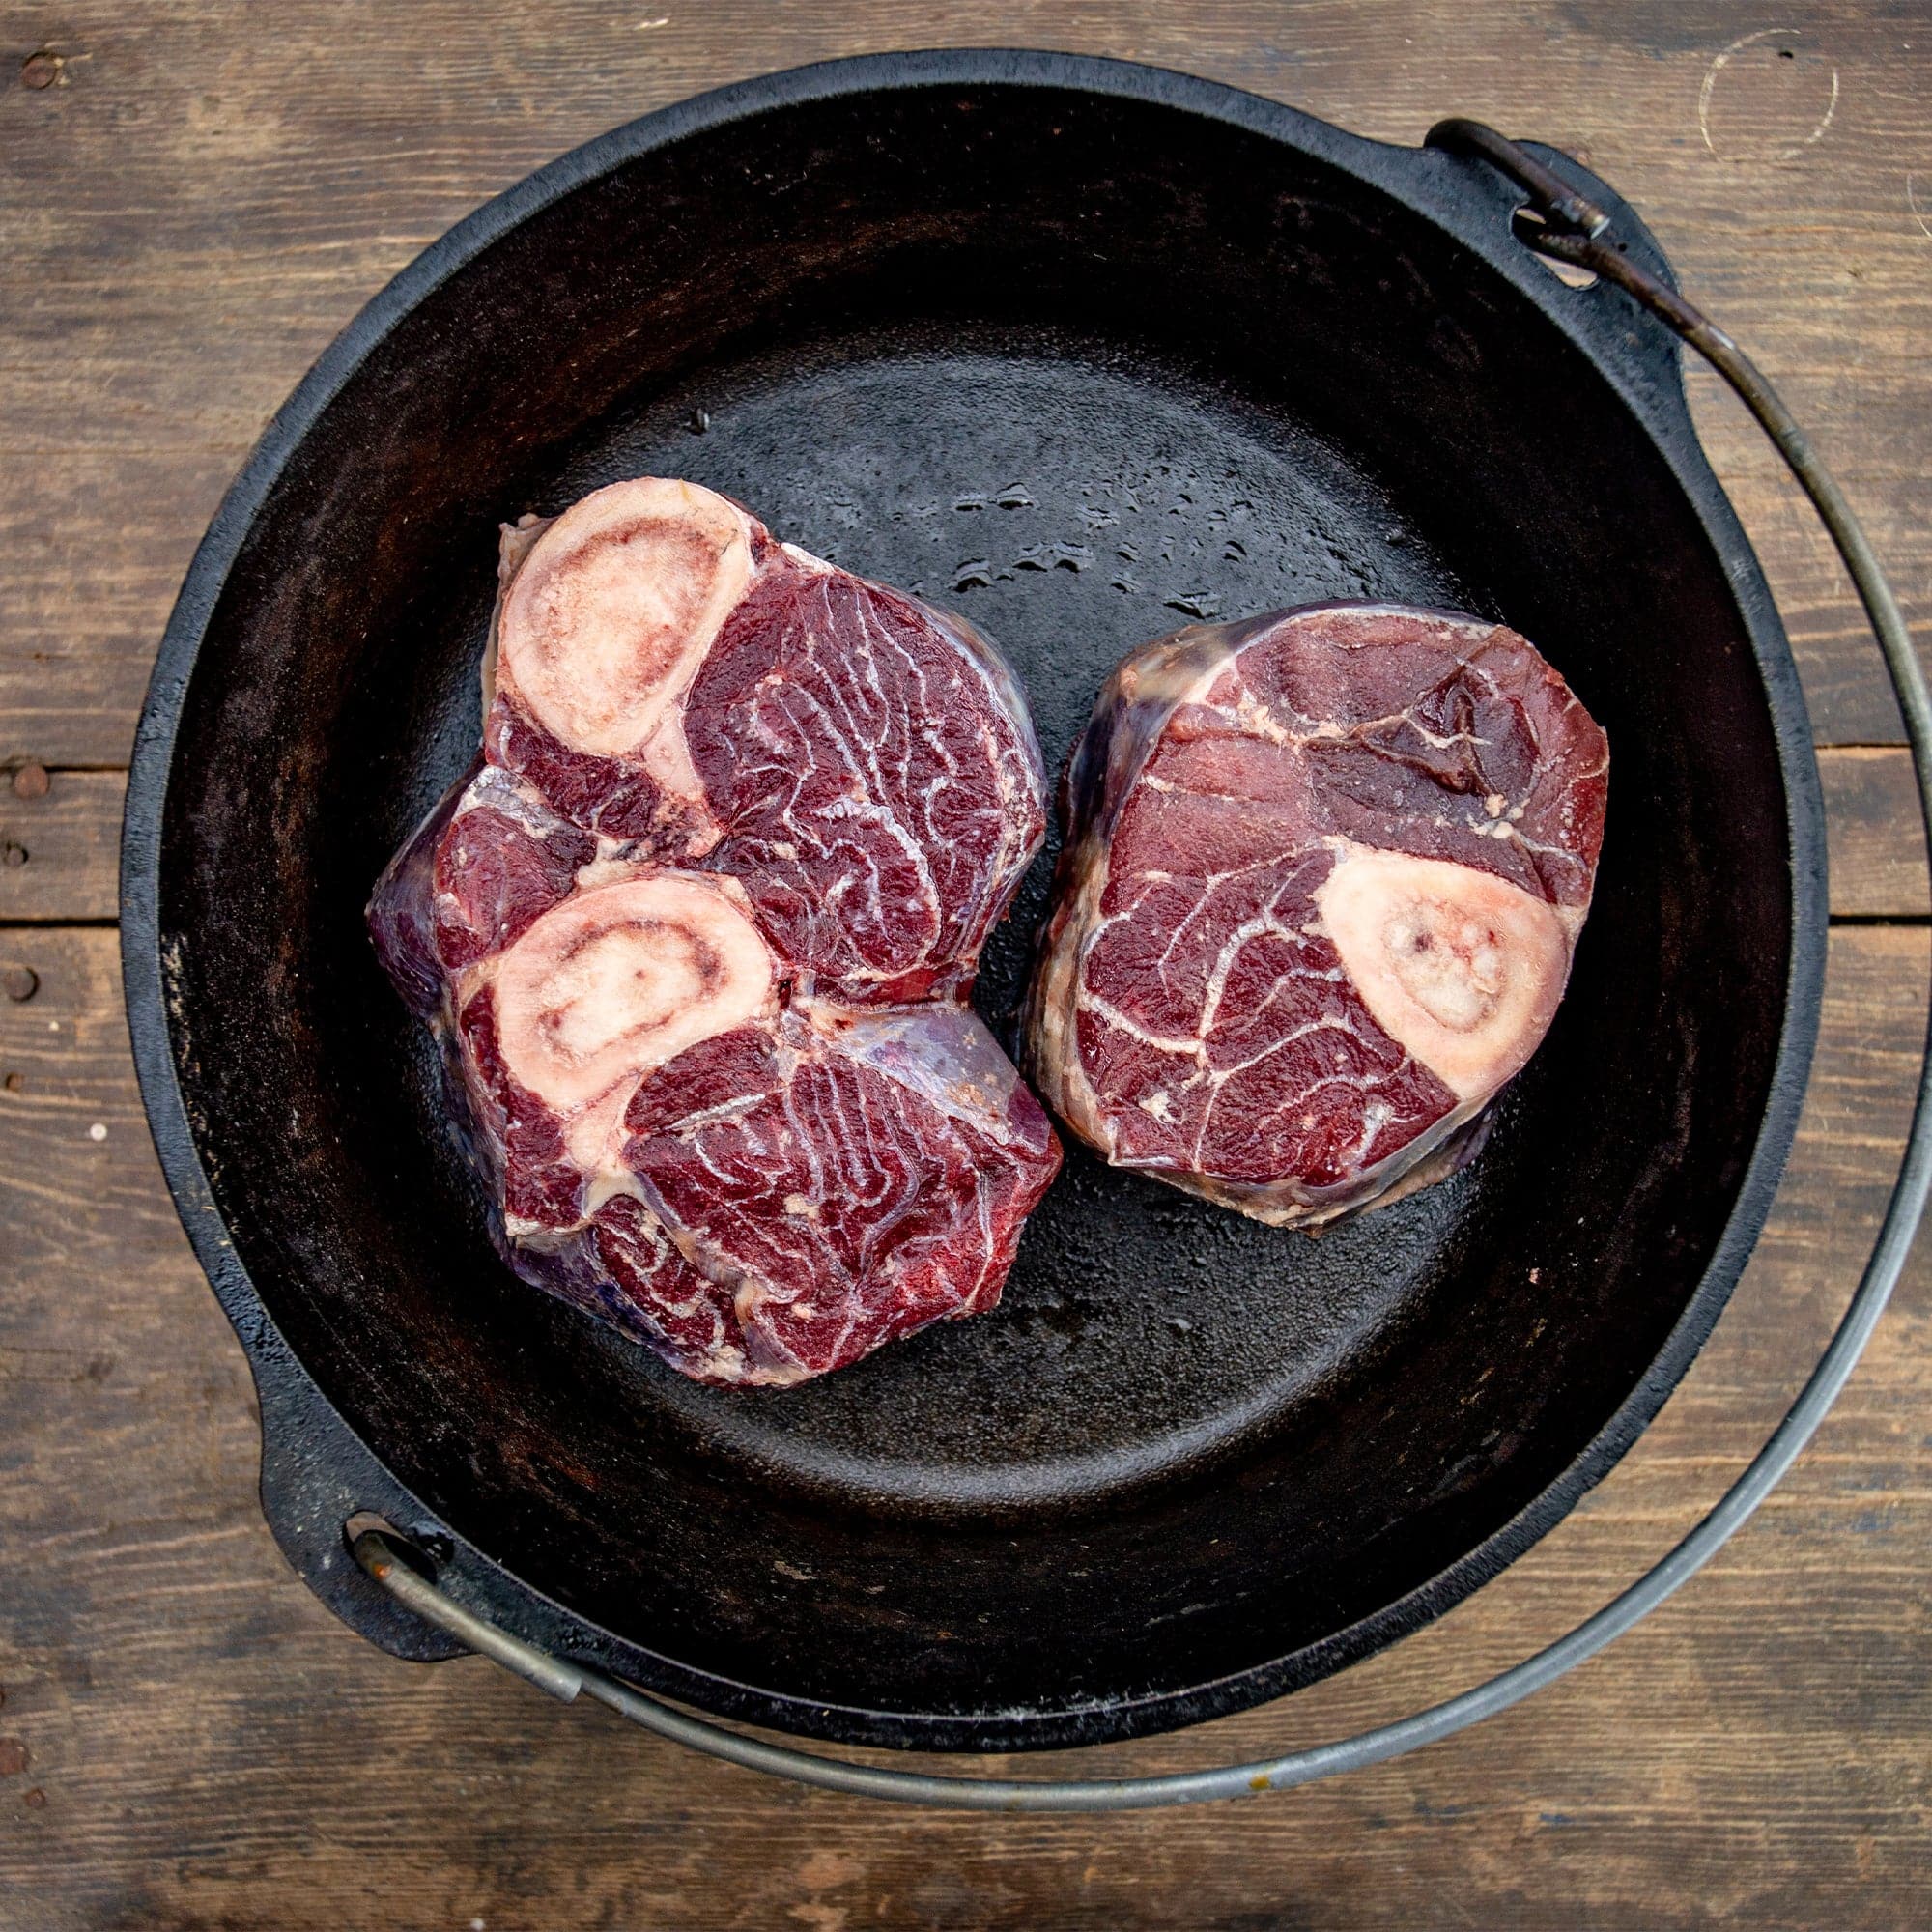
(1025, 603, 1607, 1226)
(683, 566, 1044, 1005)
(370, 480, 1058, 1386)
(603, 1008, 1054, 1383)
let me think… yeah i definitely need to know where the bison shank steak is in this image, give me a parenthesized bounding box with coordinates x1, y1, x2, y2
(1025, 603, 1607, 1227)
(371, 479, 1059, 1386)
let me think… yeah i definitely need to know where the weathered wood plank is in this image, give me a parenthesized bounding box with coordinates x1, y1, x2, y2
(0, 450, 238, 769)
(1821, 744, 1931, 919)
(0, 923, 1927, 1930)
(0, 2, 1924, 764)
(0, 769, 119, 922)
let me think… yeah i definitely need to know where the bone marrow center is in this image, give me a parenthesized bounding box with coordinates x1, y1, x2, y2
(1379, 902, 1509, 1032)
(520, 525, 719, 737)
(495, 874, 773, 1110)
(540, 919, 721, 1061)
(500, 478, 753, 757)
(1317, 848, 1570, 1100)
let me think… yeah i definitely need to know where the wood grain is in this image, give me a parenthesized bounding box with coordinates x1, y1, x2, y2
(0, 770, 119, 922)
(1822, 745, 1932, 918)
(3, 3, 1931, 1927)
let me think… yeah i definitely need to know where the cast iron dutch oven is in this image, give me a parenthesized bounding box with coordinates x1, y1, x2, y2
(128, 53, 1915, 1792)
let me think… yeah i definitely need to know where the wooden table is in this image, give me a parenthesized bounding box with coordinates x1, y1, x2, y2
(3, 5, 1928, 1926)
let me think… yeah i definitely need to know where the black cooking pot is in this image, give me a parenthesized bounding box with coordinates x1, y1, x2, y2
(124, 52, 1826, 1753)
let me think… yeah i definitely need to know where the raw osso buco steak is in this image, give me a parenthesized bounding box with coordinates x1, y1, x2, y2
(370, 478, 1061, 1387)
(1026, 604, 1608, 1226)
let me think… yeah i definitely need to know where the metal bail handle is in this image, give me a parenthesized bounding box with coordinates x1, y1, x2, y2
(355, 123, 1932, 1810)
